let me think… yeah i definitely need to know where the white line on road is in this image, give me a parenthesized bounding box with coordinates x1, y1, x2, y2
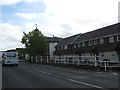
(34, 69, 51, 75)
(113, 73, 118, 76)
(67, 79, 110, 90)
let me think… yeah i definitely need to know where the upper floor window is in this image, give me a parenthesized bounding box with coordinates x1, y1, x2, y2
(61, 46, 64, 50)
(82, 42, 85, 47)
(78, 43, 81, 47)
(64, 45, 68, 49)
(94, 39, 98, 45)
(117, 35, 120, 41)
(74, 43, 78, 48)
(89, 41, 93, 46)
(74, 44, 77, 48)
(109, 36, 114, 43)
(59, 47, 61, 50)
(100, 38, 104, 44)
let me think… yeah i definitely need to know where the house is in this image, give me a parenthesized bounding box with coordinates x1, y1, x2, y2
(3, 36, 62, 61)
(54, 23, 120, 63)
(47, 36, 62, 59)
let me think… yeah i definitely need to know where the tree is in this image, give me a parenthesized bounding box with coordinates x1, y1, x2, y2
(17, 50, 23, 59)
(21, 28, 48, 57)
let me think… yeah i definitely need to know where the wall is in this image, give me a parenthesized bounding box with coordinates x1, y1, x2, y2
(49, 42, 58, 59)
(99, 51, 118, 62)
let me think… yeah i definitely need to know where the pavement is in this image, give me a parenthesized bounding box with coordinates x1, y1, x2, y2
(2, 62, 119, 89)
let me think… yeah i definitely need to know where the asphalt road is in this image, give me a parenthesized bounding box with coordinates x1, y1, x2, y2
(2, 62, 119, 89)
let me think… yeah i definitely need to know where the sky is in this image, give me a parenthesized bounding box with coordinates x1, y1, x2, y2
(0, 0, 119, 51)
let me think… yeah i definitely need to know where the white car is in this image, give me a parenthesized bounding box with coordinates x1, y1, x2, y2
(2, 52, 19, 66)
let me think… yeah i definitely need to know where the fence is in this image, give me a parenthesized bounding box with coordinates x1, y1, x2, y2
(30, 55, 120, 71)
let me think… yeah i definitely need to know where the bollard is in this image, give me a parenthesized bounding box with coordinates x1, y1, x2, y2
(104, 61, 107, 72)
(47, 55, 49, 63)
(64, 56, 66, 64)
(94, 55, 97, 67)
(55, 56, 56, 63)
(36, 56, 38, 62)
(40, 56, 42, 63)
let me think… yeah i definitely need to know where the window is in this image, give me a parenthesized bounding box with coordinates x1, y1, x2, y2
(74, 44, 78, 48)
(117, 35, 120, 41)
(78, 43, 81, 47)
(89, 41, 93, 46)
(109, 36, 114, 43)
(82, 42, 85, 47)
(100, 38, 104, 44)
(62, 46, 65, 49)
(59, 47, 61, 50)
(64, 45, 68, 49)
(94, 39, 98, 45)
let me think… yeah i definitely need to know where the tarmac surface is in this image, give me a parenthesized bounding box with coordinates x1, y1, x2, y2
(2, 62, 119, 89)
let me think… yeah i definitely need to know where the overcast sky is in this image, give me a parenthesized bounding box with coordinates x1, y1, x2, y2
(0, 0, 119, 51)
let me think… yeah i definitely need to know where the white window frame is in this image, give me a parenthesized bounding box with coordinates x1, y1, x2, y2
(61, 46, 64, 50)
(64, 45, 68, 49)
(89, 41, 93, 46)
(82, 42, 85, 47)
(117, 35, 120, 41)
(78, 43, 81, 47)
(94, 40, 98, 45)
(74, 44, 77, 48)
(88, 41, 91, 46)
(100, 38, 104, 44)
(109, 36, 114, 43)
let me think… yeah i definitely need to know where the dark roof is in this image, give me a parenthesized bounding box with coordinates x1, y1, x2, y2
(56, 34, 81, 47)
(56, 23, 119, 47)
(75, 23, 119, 42)
(47, 37, 63, 43)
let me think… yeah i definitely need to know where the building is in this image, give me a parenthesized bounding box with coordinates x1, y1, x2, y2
(47, 36, 62, 59)
(5, 36, 62, 61)
(54, 23, 120, 63)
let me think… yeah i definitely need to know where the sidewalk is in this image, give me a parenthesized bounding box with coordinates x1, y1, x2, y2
(31, 61, 120, 72)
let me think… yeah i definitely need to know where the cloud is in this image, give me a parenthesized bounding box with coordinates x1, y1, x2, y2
(25, 0, 44, 4)
(15, 0, 118, 38)
(0, 0, 21, 5)
(41, 0, 118, 37)
(15, 13, 50, 22)
(0, 23, 23, 51)
(15, 13, 41, 19)
(0, 0, 43, 5)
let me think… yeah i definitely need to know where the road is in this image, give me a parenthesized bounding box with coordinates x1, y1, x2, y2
(2, 62, 119, 89)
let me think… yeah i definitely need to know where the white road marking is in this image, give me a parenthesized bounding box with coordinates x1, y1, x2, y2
(113, 73, 118, 76)
(34, 69, 51, 75)
(67, 79, 109, 90)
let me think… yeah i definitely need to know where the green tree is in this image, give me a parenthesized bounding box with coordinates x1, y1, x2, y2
(17, 50, 23, 59)
(21, 28, 48, 57)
